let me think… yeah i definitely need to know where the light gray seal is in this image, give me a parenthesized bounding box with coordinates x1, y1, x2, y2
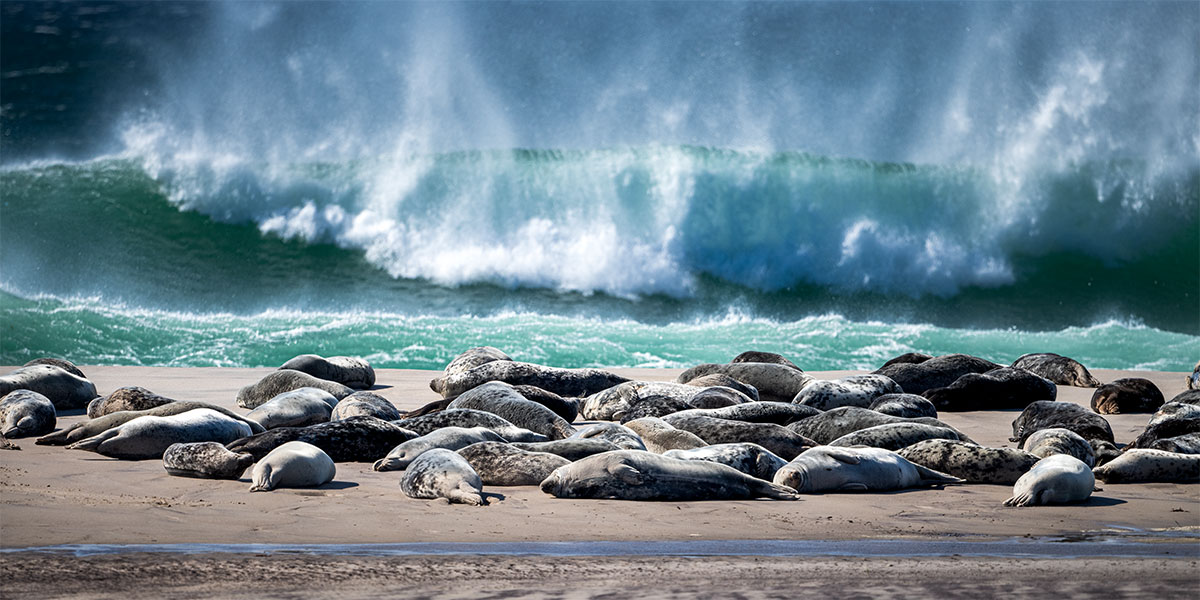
(539, 449, 801, 501)
(682, 373, 760, 402)
(571, 422, 647, 450)
(22, 358, 85, 378)
(1011, 353, 1101, 388)
(441, 346, 513, 378)
(431, 360, 629, 399)
(623, 417, 708, 453)
(664, 414, 815, 460)
(897, 439, 1039, 484)
(1021, 428, 1096, 467)
(1090, 378, 1165, 414)
(395, 408, 548, 443)
(868, 393, 937, 419)
(67, 408, 253, 460)
(873, 353, 1001, 395)
(163, 441, 255, 479)
(331, 391, 401, 422)
(400, 448, 486, 505)
(730, 351, 802, 371)
(373, 427, 506, 472)
(1004, 454, 1093, 507)
(773, 446, 963, 492)
(0, 364, 97, 411)
(37, 401, 264, 446)
(87, 386, 177, 419)
(924, 367, 1056, 412)
(1148, 433, 1200, 454)
(787, 406, 970, 445)
(447, 381, 576, 440)
(236, 370, 354, 409)
(677, 362, 812, 404)
(245, 387, 335, 429)
(249, 441, 337, 491)
(226, 416, 417, 462)
(457, 441, 571, 486)
(664, 402, 821, 427)
(793, 375, 901, 410)
(0, 390, 56, 438)
(279, 354, 375, 389)
(828, 422, 965, 451)
(1126, 402, 1200, 450)
(1092, 449, 1200, 483)
(663, 443, 788, 481)
(510, 439, 622, 461)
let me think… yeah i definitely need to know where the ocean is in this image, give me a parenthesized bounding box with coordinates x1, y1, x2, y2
(2, 1, 1197, 371)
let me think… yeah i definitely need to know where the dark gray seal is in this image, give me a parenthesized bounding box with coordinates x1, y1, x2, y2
(0, 390, 56, 438)
(508, 385, 579, 422)
(868, 393, 937, 419)
(664, 402, 821, 427)
(0, 364, 97, 411)
(540, 450, 801, 501)
(1148, 433, 1200, 454)
(1127, 402, 1200, 449)
(787, 406, 970, 445)
(163, 441, 255, 479)
(226, 416, 418, 462)
(373, 427, 506, 472)
(879, 352, 933, 369)
(447, 381, 576, 440)
(245, 388, 335, 430)
(677, 362, 812, 404)
(442, 346, 513, 378)
(400, 448, 485, 505)
(571, 422, 646, 450)
(510, 438, 622, 461)
(37, 401, 265, 446)
(623, 417, 708, 453)
(873, 354, 1001, 395)
(681, 373, 760, 402)
(236, 370, 354, 409)
(794, 375, 901, 410)
(1009, 400, 1118, 465)
(395, 408, 548, 443)
(1090, 378, 1165, 414)
(1021, 427, 1096, 467)
(431, 360, 629, 399)
(279, 354, 375, 389)
(250, 441, 337, 492)
(923, 367, 1056, 412)
(773, 446, 963, 492)
(22, 358, 85, 378)
(897, 439, 1039, 484)
(687, 386, 754, 409)
(67, 409, 254, 460)
(1092, 449, 1200, 483)
(1169, 389, 1200, 405)
(457, 441, 571, 486)
(828, 422, 965, 451)
(730, 351, 802, 371)
(663, 443, 788, 481)
(664, 414, 815, 460)
(1011, 353, 1101, 388)
(87, 386, 177, 419)
(331, 391, 402, 422)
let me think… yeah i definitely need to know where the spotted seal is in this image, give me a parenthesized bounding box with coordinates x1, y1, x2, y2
(1090, 378, 1165, 414)
(1010, 401, 1119, 465)
(0, 390, 56, 438)
(873, 354, 1001, 395)
(395, 408, 548, 443)
(924, 367, 1056, 412)
(617, 393, 691, 423)
(897, 439, 1039, 484)
(245, 388, 335, 429)
(676, 362, 812, 404)
(431, 360, 629, 399)
(86, 386, 177, 419)
(1020, 428, 1096, 467)
(1126, 402, 1200, 450)
(37, 401, 264, 446)
(1169, 389, 1200, 405)
(67, 408, 253, 460)
(1148, 433, 1200, 454)
(400, 448, 486, 505)
(540, 449, 801, 501)
(681, 374, 760, 402)
(571, 422, 647, 451)
(730, 351, 802, 371)
(22, 358, 85, 378)
(279, 354, 375, 389)
(1092, 449, 1200, 483)
(828, 422, 965, 451)
(249, 441, 337, 492)
(331, 391, 401, 422)
(773, 446, 963, 492)
(794, 375, 901, 411)
(507, 385, 579, 422)
(441, 346, 513, 379)
(447, 381, 576, 440)
(867, 393, 937, 419)
(581, 381, 707, 422)
(0, 364, 97, 411)
(236, 370, 354, 410)
(623, 417, 708, 453)
(1010, 353, 1101, 387)
(664, 402, 821, 427)
(163, 441, 255, 479)
(226, 416, 417, 462)
(663, 443, 788, 481)
(373, 427, 506, 472)
(510, 438, 622, 461)
(787, 406, 970, 445)
(663, 414, 814, 460)
(1004, 454, 1094, 506)
(457, 441, 571, 486)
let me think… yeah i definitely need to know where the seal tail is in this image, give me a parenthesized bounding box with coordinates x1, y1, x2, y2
(448, 487, 486, 506)
(756, 480, 802, 501)
(373, 457, 403, 472)
(913, 463, 965, 486)
(66, 429, 120, 454)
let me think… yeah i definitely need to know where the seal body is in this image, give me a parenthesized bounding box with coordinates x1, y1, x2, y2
(924, 368, 1056, 412)
(617, 394, 691, 422)
(687, 386, 754, 409)
(279, 354, 375, 389)
(773, 446, 963, 492)
(730, 351, 801, 370)
(249, 441, 336, 491)
(677, 362, 812, 404)
(245, 388, 335, 430)
(1011, 353, 1101, 387)
(226, 416, 417, 462)
(1169, 389, 1200, 405)
(400, 448, 486, 505)
(571, 422, 647, 451)
(0, 390, 56, 438)
(22, 358, 85, 378)
(237, 370, 354, 409)
(163, 441, 255, 479)
(510, 439, 622, 461)
(37, 401, 264, 446)
(1127, 402, 1200, 450)
(665, 414, 814, 460)
(898, 439, 1039, 484)
(868, 393, 937, 419)
(793, 375, 901, 410)
(540, 450, 801, 501)
(331, 391, 401, 422)
(447, 382, 576, 439)
(87, 386, 177, 418)
(879, 353, 933, 369)
(1148, 433, 1200, 454)
(665, 402, 820, 426)
(664, 443, 788, 481)
(1010, 400, 1115, 449)
(682, 374, 760, 402)
(828, 422, 963, 451)
(457, 441, 571, 486)
(1093, 449, 1200, 483)
(1004, 454, 1093, 506)
(432, 360, 628, 399)
(788, 407, 967, 445)
(0, 364, 97, 410)
(67, 409, 253, 460)
(581, 381, 706, 421)
(440, 347, 513, 381)
(373, 427, 506, 472)
(873, 354, 1000, 395)
(396, 408, 548, 442)
(1021, 428, 1096, 467)
(1090, 378, 1165, 414)
(623, 417, 708, 453)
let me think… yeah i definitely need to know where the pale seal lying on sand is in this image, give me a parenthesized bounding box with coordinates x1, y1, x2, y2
(431, 360, 629, 399)
(571, 422, 647, 451)
(249, 441, 336, 492)
(447, 381, 576, 440)
(793, 374, 901, 411)
(773, 446, 963, 492)
(67, 408, 253, 460)
(676, 362, 812, 404)
(87, 386, 177, 418)
(873, 354, 1000, 395)
(37, 401, 264, 446)
(226, 416, 417, 462)
(788, 406, 969, 445)
(22, 357, 86, 378)
(664, 402, 820, 426)
(664, 443, 788, 481)
(1126, 402, 1200, 450)
(665, 414, 815, 460)
(897, 439, 1039, 484)
(0, 390, 56, 438)
(163, 441, 255, 479)
(457, 441, 571, 486)
(510, 438, 622, 461)
(245, 387, 335, 429)
(540, 449, 801, 501)
(924, 367, 1056, 411)
(1092, 449, 1200, 483)
(331, 391, 401, 422)
(1010, 353, 1101, 387)
(401, 448, 486, 505)
(236, 370, 354, 409)
(373, 427, 506, 472)
(828, 422, 964, 451)
(1021, 428, 1096, 467)
(0, 364, 97, 411)
(623, 417, 708, 454)
(867, 393, 937, 419)
(1004, 454, 1093, 507)
(279, 354, 375, 389)
(730, 351, 802, 370)
(1090, 378, 1165, 414)
(396, 408, 548, 443)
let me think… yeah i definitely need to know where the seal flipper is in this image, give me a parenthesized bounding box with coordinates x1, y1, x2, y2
(913, 463, 965, 486)
(818, 447, 863, 464)
(756, 481, 802, 500)
(609, 463, 646, 485)
(448, 484, 485, 506)
(249, 464, 273, 492)
(36, 425, 74, 445)
(66, 428, 120, 453)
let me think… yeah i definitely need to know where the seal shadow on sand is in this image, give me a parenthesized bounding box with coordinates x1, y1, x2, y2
(233, 480, 360, 493)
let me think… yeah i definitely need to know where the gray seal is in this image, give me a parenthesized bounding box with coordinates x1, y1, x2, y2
(682, 373, 760, 402)
(873, 354, 1001, 395)
(540, 449, 801, 501)
(226, 416, 418, 462)
(0, 390, 56, 438)
(1011, 353, 1101, 388)
(1021, 427, 1096, 467)
(623, 417, 708, 453)
(571, 422, 647, 451)
(507, 385, 579, 423)
(331, 391, 401, 422)
(924, 367, 1056, 412)
(1004, 454, 1093, 507)
(373, 427, 506, 472)
(879, 352, 933, 369)
(441, 346, 513, 378)
(793, 375, 901, 411)
(236, 370, 354, 409)
(868, 393, 937, 419)
(400, 448, 486, 505)
(787, 406, 970, 445)
(897, 439, 1039, 484)
(457, 441, 571, 486)
(1148, 433, 1200, 454)
(0, 364, 97, 411)
(1126, 402, 1200, 450)
(664, 402, 820, 427)
(581, 381, 707, 422)
(687, 386, 754, 409)
(37, 401, 264, 446)
(1092, 449, 1200, 483)
(67, 408, 253, 460)
(431, 360, 629, 399)
(245, 387, 335, 430)
(22, 358, 85, 378)
(447, 381, 576, 440)
(828, 422, 965, 451)
(395, 408, 548, 443)
(1090, 378, 1165, 414)
(773, 446, 963, 492)
(663, 414, 815, 460)
(249, 441, 337, 491)
(677, 362, 812, 404)
(663, 443, 788, 481)
(163, 441, 255, 479)
(617, 394, 691, 423)
(279, 354, 375, 389)
(1010, 401, 1118, 465)
(87, 386, 177, 419)
(1169, 389, 1200, 405)
(510, 438, 622, 461)
(730, 351, 802, 370)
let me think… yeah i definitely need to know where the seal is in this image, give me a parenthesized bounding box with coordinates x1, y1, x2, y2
(457, 441, 571, 486)
(540, 449, 801, 501)
(681, 373, 760, 402)
(664, 402, 820, 427)
(249, 441, 337, 492)
(331, 391, 402, 422)
(87, 386, 177, 419)
(663, 414, 815, 460)
(581, 381, 709, 421)
(441, 346, 513, 379)
(923, 367, 1056, 412)
(1189, 360, 1200, 391)
(37, 401, 264, 446)
(504, 385, 579, 422)
(22, 357, 85, 378)
(1004, 454, 1093, 506)
(245, 387, 335, 430)
(279, 354, 375, 389)
(676, 362, 812, 404)
(0, 390, 56, 438)
(226, 416, 418, 462)
(400, 448, 486, 505)
(873, 354, 1000, 395)
(730, 351, 802, 371)
(773, 446, 963, 492)
(1148, 433, 1200, 454)
(1092, 449, 1200, 483)
(395, 408, 548, 443)
(447, 381, 576, 439)
(794, 374, 901, 410)
(623, 417, 708, 453)
(373, 427, 506, 472)
(687, 386, 754, 409)
(236, 370, 354, 409)
(0, 364, 97, 411)
(1169, 389, 1200, 405)
(1010, 353, 1101, 388)
(663, 443, 788, 481)
(510, 438, 622, 461)
(897, 439, 1039, 484)
(868, 393, 937, 419)
(1010, 401, 1118, 465)
(571, 422, 647, 450)
(828, 422, 965, 451)
(67, 408, 253, 460)
(1090, 378, 1165, 414)
(787, 406, 970, 445)
(431, 360, 629, 399)
(878, 352, 933, 369)
(1126, 402, 1200, 450)
(163, 441, 255, 479)
(1021, 427, 1096, 467)
(617, 394, 691, 422)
